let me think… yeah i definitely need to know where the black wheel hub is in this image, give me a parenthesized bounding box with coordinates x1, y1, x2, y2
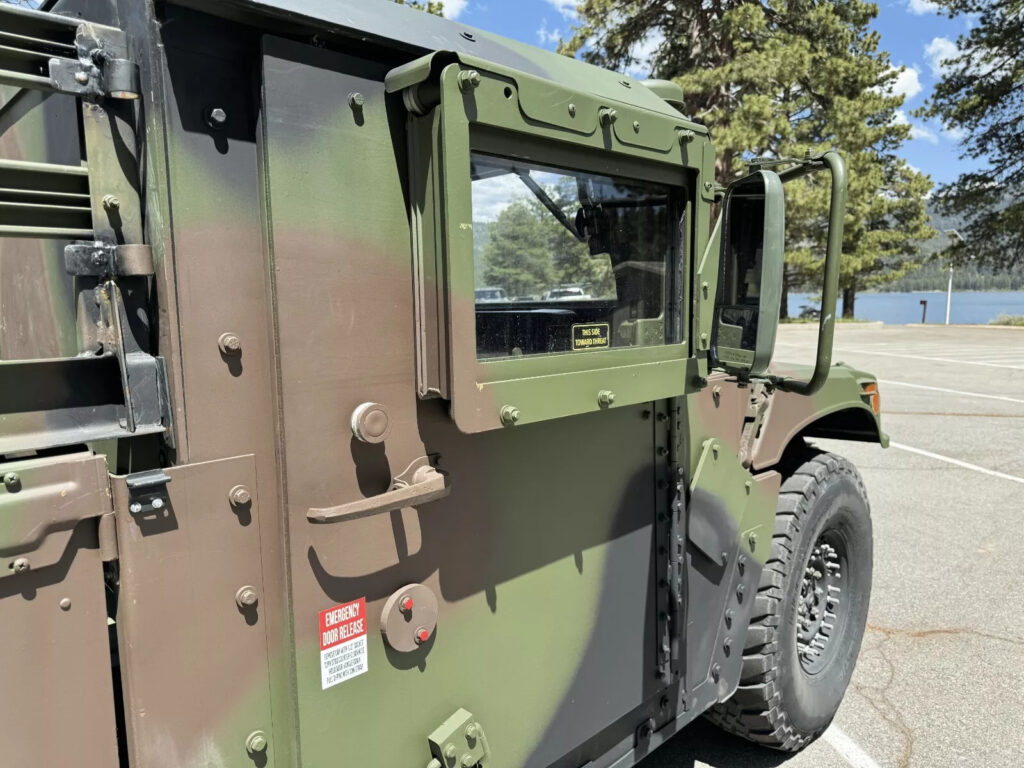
(796, 534, 845, 674)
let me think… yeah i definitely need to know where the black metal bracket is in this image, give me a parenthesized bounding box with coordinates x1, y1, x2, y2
(65, 241, 154, 277)
(0, 5, 139, 101)
(125, 469, 172, 518)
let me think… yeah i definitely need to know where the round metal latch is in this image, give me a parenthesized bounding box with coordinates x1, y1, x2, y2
(350, 402, 392, 444)
(381, 583, 438, 653)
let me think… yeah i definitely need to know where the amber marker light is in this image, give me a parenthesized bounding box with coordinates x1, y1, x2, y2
(862, 382, 881, 414)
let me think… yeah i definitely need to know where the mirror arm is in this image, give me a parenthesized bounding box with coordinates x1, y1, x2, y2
(770, 150, 847, 396)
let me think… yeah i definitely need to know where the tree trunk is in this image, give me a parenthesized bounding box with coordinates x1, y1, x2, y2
(780, 265, 789, 320)
(842, 285, 856, 319)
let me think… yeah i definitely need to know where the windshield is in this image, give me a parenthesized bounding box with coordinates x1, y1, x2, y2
(470, 152, 676, 359)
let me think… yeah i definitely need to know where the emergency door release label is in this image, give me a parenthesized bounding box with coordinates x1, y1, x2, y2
(572, 323, 610, 351)
(319, 598, 368, 689)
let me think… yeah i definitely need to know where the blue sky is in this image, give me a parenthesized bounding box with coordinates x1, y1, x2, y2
(424, 0, 979, 187)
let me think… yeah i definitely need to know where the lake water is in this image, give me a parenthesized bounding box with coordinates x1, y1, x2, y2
(788, 290, 1024, 325)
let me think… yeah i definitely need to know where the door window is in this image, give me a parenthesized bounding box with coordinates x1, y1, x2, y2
(470, 153, 676, 359)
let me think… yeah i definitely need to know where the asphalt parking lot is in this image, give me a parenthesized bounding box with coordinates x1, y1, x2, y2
(641, 323, 1024, 768)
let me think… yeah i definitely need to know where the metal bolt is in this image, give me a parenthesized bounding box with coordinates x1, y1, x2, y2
(599, 107, 618, 126)
(245, 730, 268, 754)
(744, 480, 752, 494)
(59, 598, 72, 611)
(444, 743, 458, 760)
(3, 472, 20, 492)
(632, 120, 640, 132)
(711, 663, 721, 683)
(712, 443, 720, 459)
(748, 532, 758, 551)
(499, 404, 520, 425)
(347, 91, 365, 108)
(703, 181, 714, 192)
(102, 194, 121, 210)
(460, 754, 476, 768)
(75, 70, 89, 85)
(597, 389, 615, 407)
(723, 637, 732, 655)
(458, 69, 481, 92)
(206, 107, 228, 129)
(129, 501, 143, 514)
(399, 595, 415, 613)
(229, 485, 252, 507)
(414, 626, 430, 644)
(151, 497, 164, 510)
(568, 103, 576, 117)
(736, 583, 745, 601)
(678, 129, 695, 144)
(738, 554, 746, 574)
(465, 722, 479, 741)
(236, 585, 259, 609)
(724, 609, 734, 628)
(218, 332, 242, 355)
(457, 70, 482, 92)
(11, 558, 29, 574)
(660, 695, 670, 711)
(701, 281, 709, 298)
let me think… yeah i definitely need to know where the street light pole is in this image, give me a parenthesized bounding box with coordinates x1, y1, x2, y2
(943, 229, 965, 326)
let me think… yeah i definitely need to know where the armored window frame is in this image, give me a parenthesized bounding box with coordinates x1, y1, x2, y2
(398, 55, 712, 433)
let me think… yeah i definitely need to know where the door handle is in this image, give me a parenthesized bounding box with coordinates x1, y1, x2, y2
(307, 456, 449, 524)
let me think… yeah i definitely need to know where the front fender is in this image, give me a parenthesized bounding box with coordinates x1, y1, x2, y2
(752, 362, 887, 471)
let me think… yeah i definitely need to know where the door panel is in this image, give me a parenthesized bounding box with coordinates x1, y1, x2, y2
(0, 453, 118, 768)
(260, 37, 665, 768)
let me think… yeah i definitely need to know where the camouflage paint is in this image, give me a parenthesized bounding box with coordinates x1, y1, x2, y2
(0, 1, 885, 767)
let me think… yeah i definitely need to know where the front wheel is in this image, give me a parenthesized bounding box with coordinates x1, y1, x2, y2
(706, 448, 873, 751)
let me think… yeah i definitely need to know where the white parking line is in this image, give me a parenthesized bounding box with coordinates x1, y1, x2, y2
(877, 379, 1024, 405)
(890, 441, 1024, 484)
(823, 725, 883, 768)
(832, 348, 1024, 370)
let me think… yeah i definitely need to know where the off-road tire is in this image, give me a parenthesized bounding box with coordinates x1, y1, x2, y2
(705, 448, 873, 751)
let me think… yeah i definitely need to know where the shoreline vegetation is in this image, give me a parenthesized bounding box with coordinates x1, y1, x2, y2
(993, 315, 1024, 326)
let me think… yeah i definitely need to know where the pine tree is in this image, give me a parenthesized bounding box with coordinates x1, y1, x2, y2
(393, 0, 445, 16)
(561, 0, 933, 318)
(922, 0, 1024, 271)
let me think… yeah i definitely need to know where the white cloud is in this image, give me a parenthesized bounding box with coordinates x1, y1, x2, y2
(943, 124, 967, 141)
(624, 29, 664, 78)
(536, 19, 560, 47)
(925, 37, 958, 77)
(906, 0, 940, 14)
(911, 124, 939, 143)
(882, 66, 923, 100)
(545, 0, 577, 19)
(892, 110, 939, 143)
(443, 0, 469, 19)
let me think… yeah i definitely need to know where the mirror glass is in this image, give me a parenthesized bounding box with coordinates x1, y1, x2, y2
(712, 170, 784, 376)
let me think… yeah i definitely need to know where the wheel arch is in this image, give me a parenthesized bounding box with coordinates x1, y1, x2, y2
(751, 374, 887, 472)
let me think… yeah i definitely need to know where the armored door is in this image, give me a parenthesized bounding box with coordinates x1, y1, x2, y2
(260, 37, 703, 768)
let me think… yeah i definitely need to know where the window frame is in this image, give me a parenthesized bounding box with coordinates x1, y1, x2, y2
(404, 57, 712, 433)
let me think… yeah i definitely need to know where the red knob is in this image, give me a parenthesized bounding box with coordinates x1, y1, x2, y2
(399, 596, 414, 612)
(415, 627, 430, 644)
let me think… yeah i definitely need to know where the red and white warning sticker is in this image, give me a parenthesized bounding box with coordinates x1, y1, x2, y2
(319, 598, 368, 690)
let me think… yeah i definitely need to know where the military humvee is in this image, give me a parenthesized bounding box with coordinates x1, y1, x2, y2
(0, 1, 886, 766)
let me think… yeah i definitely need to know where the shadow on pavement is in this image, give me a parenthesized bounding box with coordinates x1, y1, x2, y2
(637, 719, 795, 768)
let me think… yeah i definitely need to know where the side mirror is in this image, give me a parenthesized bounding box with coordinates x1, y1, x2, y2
(711, 170, 785, 377)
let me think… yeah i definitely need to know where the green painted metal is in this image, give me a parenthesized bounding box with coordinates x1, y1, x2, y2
(773, 150, 848, 395)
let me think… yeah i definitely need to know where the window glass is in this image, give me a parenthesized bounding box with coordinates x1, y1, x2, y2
(470, 152, 676, 360)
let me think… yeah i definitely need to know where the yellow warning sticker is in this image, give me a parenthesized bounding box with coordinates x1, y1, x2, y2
(572, 323, 610, 351)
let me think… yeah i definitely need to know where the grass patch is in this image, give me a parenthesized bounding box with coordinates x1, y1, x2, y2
(991, 314, 1024, 326)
